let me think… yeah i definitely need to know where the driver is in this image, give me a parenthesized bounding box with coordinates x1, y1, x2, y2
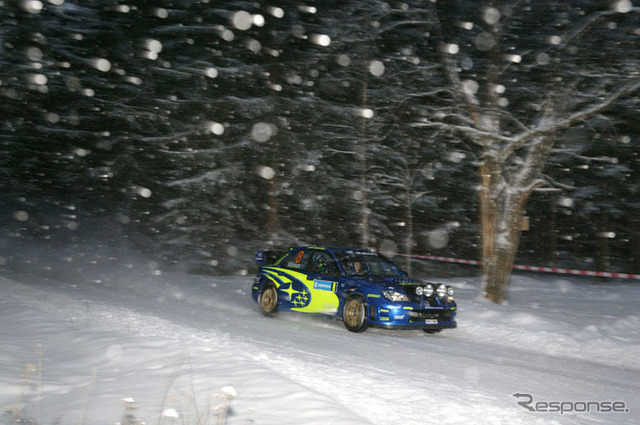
(348, 260, 365, 276)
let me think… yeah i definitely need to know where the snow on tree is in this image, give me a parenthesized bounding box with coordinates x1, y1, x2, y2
(2, 0, 639, 281)
(413, 1, 640, 302)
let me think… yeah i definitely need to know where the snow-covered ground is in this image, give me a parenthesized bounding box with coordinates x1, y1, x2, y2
(1, 240, 639, 425)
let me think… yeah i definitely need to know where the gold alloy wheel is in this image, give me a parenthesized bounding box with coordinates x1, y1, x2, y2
(260, 286, 278, 315)
(343, 296, 367, 332)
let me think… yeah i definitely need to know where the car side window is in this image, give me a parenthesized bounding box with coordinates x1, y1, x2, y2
(308, 251, 340, 276)
(282, 249, 312, 271)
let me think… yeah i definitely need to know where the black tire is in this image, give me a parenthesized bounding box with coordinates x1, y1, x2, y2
(343, 295, 369, 333)
(259, 284, 279, 317)
(423, 328, 442, 334)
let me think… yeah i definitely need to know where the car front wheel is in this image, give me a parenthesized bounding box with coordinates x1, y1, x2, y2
(343, 295, 368, 333)
(259, 284, 279, 317)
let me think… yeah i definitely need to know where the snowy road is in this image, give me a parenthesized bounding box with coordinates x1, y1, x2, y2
(1, 261, 639, 425)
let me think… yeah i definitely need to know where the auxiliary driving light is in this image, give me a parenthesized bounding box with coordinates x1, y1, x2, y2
(424, 284, 434, 297)
(436, 284, 447, 298)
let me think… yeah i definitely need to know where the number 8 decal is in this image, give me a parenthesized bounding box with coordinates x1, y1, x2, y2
(295, 251, 305, 264)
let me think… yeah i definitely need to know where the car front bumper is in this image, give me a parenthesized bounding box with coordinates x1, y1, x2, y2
(370, 302, 457, 329)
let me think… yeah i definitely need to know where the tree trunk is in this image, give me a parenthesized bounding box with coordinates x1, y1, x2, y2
(266, 174, 280, 242)
(479, 160, 529, 303)
(266, 136, 281, 242)
(358, 78, 370, 248)
(630, 236, 640, 274)
(595, 212, 611, 274)
(549, 197, 558, 267)
(404, 185, 413, 275)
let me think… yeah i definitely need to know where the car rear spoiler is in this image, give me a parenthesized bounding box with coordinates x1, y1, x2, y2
(255, 249, 289, 268)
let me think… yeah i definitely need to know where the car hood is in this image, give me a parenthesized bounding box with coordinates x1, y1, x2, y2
(350, 276, 421, 290)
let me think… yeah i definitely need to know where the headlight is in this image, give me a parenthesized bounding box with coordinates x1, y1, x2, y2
(447, 286, 455, 297)
(436, 284, 447, 298)
(381, 290, 409, 302)
(415, 286, 424, 296)
(424, 284, 434, 297)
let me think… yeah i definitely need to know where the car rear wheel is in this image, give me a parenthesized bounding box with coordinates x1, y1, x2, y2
(343, 295, 368, 333)
(259, 284, 279, 317)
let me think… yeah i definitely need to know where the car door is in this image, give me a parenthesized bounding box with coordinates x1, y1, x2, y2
(262, 248, 339, 314)
(304, 250, 341, 314)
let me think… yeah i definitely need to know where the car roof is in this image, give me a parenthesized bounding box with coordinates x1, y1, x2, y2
(290, 246, 379, 255)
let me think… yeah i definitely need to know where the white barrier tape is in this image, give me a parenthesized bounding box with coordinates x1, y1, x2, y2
(395, 253, 640, 280)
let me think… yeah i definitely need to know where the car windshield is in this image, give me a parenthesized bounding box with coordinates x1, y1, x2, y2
(335, 251, 406, 278)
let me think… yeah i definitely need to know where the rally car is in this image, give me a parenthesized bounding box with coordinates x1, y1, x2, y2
(251, 246, 457, 333)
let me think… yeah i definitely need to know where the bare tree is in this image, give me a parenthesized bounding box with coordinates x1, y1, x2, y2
(417, 1, 640, 302)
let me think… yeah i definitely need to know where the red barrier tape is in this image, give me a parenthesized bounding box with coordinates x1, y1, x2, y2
(396, 253, 640, 280)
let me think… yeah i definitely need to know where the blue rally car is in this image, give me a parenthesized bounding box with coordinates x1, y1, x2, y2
(251, 246, 457, 333)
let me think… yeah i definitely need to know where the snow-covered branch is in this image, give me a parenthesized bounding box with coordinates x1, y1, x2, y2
(499, 79, 640, 162)
(560, 7, 640, 52)
(410, 120, 516, 145)
(550, 149, 621, 164)
(378, 20, 432, 36)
